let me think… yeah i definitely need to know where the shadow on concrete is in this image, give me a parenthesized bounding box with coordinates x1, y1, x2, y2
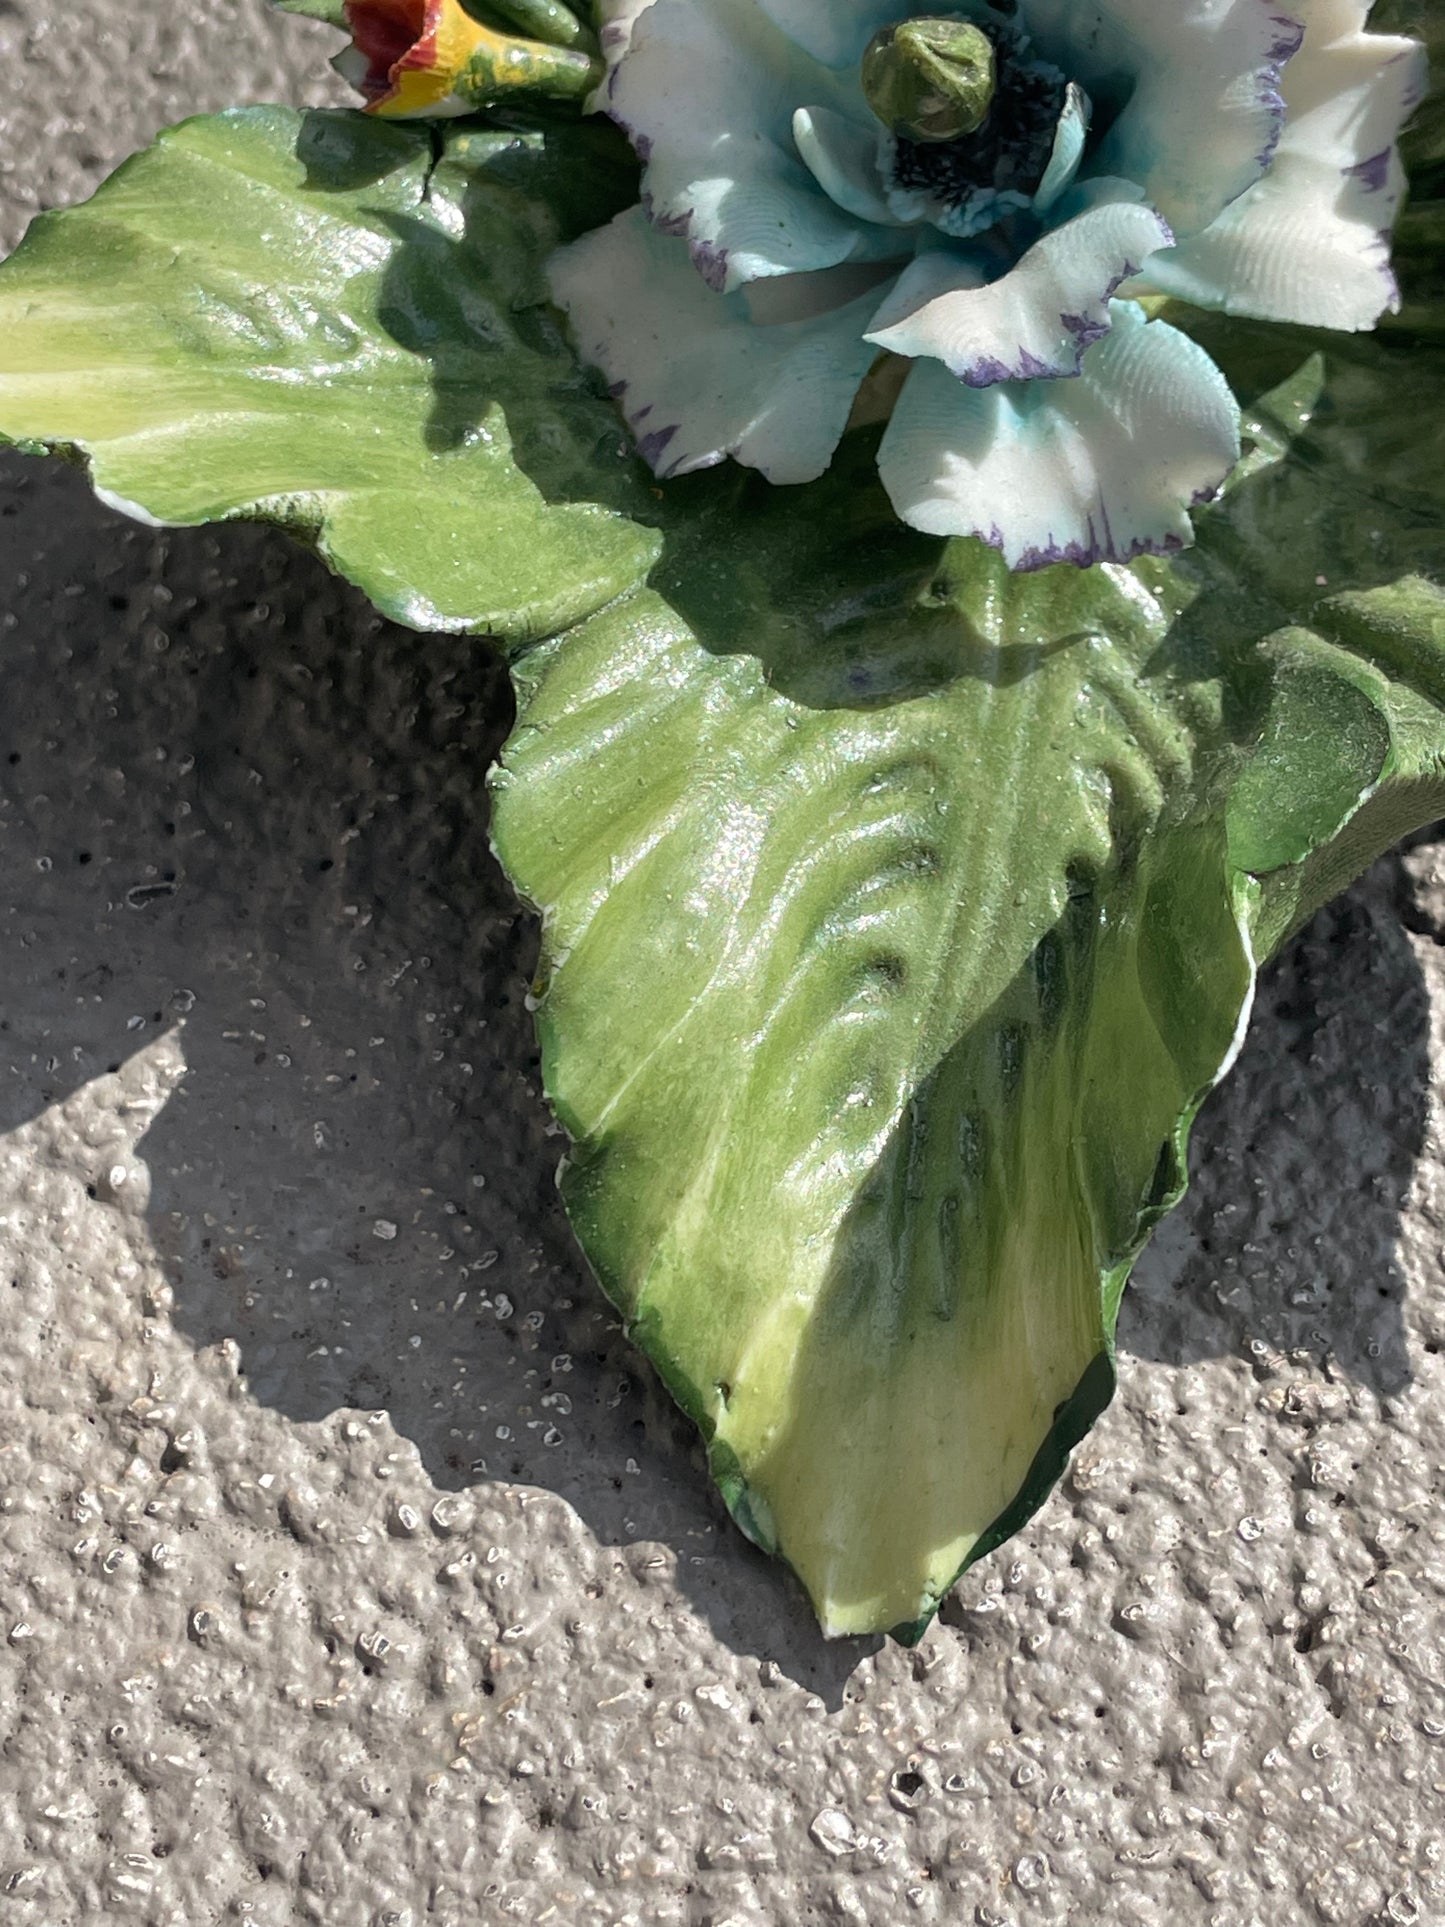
(1122, 872, 1429, 1401)
(0, 449, 871, 1701)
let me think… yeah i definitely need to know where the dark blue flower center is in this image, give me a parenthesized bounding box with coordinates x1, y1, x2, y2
(869, 9, 1077, 240)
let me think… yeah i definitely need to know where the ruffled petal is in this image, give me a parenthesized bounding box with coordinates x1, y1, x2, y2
(1033, 82, 1092, 214)
(876, 300, 1241, 566)
(752, 0, 904, 71)
(866, 188, 1174, 386)
(1136, 17, 1427, 329)
(1022, 0, 1306, 236)
(610, 0, 903, 291)
(1283, 0, 1371, 37)
(793, 104, 908, 228)
(548, 208, 884, 485)
(591, 0, 658, 108)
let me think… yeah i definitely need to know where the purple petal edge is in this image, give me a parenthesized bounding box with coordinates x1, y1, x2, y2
(1346, 149, 1392, 194)
(966, 505, 1191, 574)
(953, 253, 1159, 390)
(1252, 8, 1306, 175)
(641, 193, 732, 292)
(636, 423, 680, 468)
(1010, 527, 1188, 573)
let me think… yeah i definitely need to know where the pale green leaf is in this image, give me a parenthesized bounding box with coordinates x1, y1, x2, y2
(0, 108, 657, 644)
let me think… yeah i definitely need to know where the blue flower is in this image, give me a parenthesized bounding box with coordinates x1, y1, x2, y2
(549, 0, 1426, 569)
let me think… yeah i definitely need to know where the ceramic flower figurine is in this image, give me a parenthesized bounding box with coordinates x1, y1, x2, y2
(543, 0, 1427, 568)
(1, 0, 1439, 1646)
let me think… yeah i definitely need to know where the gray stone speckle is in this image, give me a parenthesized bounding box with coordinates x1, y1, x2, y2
(0, 1, 348, 257)
(2, 6, 1445, 1923)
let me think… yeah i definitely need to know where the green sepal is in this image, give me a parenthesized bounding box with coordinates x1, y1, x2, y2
(454, 34, 601, 107)
(476, 0, 599, 56)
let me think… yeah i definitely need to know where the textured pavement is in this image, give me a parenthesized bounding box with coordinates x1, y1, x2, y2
(2, 7, 1444, 1924)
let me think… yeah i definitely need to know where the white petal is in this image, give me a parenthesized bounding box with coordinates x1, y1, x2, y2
(744, 258, 900, 325)
(752, 0, 904, 70)
(876, 301, 1241, 567)
(611, 0, 904, 292)
(1033, 82, 1093, 214)
(793, 105, 907, 228)
(866, 189, 1174, 386)
(1023, 0, 1306, 236)
(1288, 0, 1369, 34)
(548, 208, 883, 486)
(1136, 24, 1427, 329)
(590, 0, 659, 110)
(596, 0, 657, 65)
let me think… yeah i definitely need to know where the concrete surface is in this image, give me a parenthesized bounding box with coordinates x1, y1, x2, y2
(2, 6, 1445, 1924)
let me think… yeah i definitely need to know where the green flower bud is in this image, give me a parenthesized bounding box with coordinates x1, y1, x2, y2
(861, 17, 997, 144)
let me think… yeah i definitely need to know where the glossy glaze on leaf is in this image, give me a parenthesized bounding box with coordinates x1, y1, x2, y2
(494, 419, 1445, 1633)
(0, 109, 656, 641)
(0, 106, 1442, 1636)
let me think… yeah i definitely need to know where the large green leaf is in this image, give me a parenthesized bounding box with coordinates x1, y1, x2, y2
(1, 104, 1443, 1638)
(494, 433, 1445, 1636)
(0, 107, 656, 642)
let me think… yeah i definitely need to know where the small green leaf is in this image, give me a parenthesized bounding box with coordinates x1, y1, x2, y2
(1224, 638, 1393, 876)
(485, 0, 600, 56)
(271, 0, 349, 25)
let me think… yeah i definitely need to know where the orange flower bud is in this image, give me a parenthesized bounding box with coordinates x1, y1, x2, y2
(337, 0, 599, 117)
